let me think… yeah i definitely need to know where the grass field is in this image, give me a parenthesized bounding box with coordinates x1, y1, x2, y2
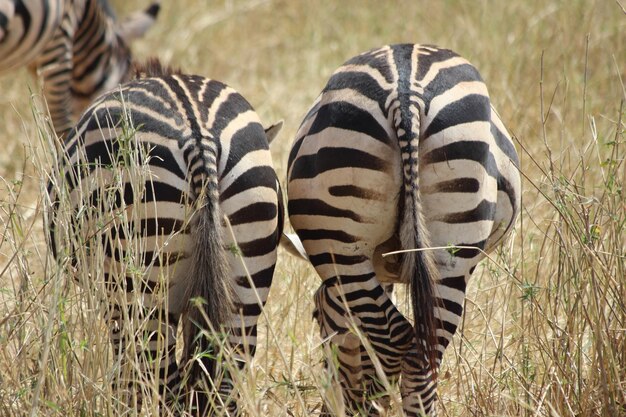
(0, 1, 624, 416)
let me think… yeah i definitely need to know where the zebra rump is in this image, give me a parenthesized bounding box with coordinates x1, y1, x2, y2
(47, 60, 283, 414)
(286, 43, 521, 416)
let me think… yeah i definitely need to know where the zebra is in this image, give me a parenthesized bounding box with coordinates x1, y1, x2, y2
(286, 44, 521, 416)
(47, 60, 285, 415)
(0, 0, 160, 137)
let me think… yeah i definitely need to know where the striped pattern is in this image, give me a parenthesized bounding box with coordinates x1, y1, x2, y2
(0, 0, 63, 69)
(48, 69, 283, 414)
(286, 44, 521, 416)
(0, 0, 159, 136)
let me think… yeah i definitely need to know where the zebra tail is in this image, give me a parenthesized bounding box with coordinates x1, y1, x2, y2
(393, 100, 440, 375)
(183, 188, 234, 382)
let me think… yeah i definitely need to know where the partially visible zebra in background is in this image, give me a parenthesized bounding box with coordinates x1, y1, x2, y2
(47, 60, 285, 415)
(0, 0, 160, 137)
(286, 44, 521, 416)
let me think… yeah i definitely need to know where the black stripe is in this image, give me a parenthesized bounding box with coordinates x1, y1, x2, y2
(198, 79, 228, 126)
(140, 181, 187, 204)
(163, 77, 213, 187)
(238, 302, 262, 317)
(106, 218, 186, 241)
(307, 101, 389, 144)
(438, 336, 451, 349)
(74, 3, 100, 51)
(317, 291, 349, 328)
(141, 217, 187, 236)
(438, 276, 466, 292)
(428, 177, 480, 194)
(436, 199, 496, 223)
(498, 175, 519, 224)
(119, 88, 182, 124)
(221, 122, 268, 179)
(343, 285, 384, 303)
(288, 198, 362, 222)
(325, 71, 390, 112)
(322, 272, 376, 286)
(424, 94, 491, 138)
(449, 239, 487, 259)
(147, 251, 187, 267)
(343, 47, 394, 84)
(75, 115, 186, 180)
(228, 202, 276, 226)
(290, 147, 389, 180)
(422, 64, 483, 115)
(101, 234, 186, 267)
(422, 140, 498, 179)
(207, 83, 253, 138)
(437, 297, 463, 316)
(440, 319, 459, 335)
(308, 253, 367, 267)
(328, 184, 384, 200)
(296, 229, 357, 243)
(220, 165, 276, 202)
(43, 64, 71, 80)
(37, 37, 72, 67)
(235, 264, 276, 289)
(415, 46, 460, 80)
(129, 79, 183, 113)
(144, 143, 187, 180)
(84, 181, 187, 215)
(237, 233, 279, 258)
(164, 76, 202, 137)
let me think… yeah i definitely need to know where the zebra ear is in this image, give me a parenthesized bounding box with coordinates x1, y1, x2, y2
(264, 120, 284, 144)
(280, 233, 308, 261)
(117, 2, 160, 41)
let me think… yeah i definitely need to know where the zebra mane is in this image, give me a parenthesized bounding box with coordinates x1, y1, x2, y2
(133, 58, 181, 79)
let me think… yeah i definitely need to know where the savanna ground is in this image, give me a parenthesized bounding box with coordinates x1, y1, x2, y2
(0, 1, 624, 416)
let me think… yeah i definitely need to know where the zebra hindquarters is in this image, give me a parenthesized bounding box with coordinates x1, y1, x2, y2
(47, 128, 195, 413)
(287, 43, 521, 417)
(182, 115, 283, 416)
(288, 107, 417, 414)
(49, 70, 284, 416)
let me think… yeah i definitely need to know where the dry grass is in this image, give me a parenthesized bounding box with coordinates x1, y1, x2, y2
(0, 0, 624, 416)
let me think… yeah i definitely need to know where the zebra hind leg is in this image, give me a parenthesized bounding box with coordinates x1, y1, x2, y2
(106, 301, 182, 414)
(400, 341, 438, 417)
(314, 276, 409, 416)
